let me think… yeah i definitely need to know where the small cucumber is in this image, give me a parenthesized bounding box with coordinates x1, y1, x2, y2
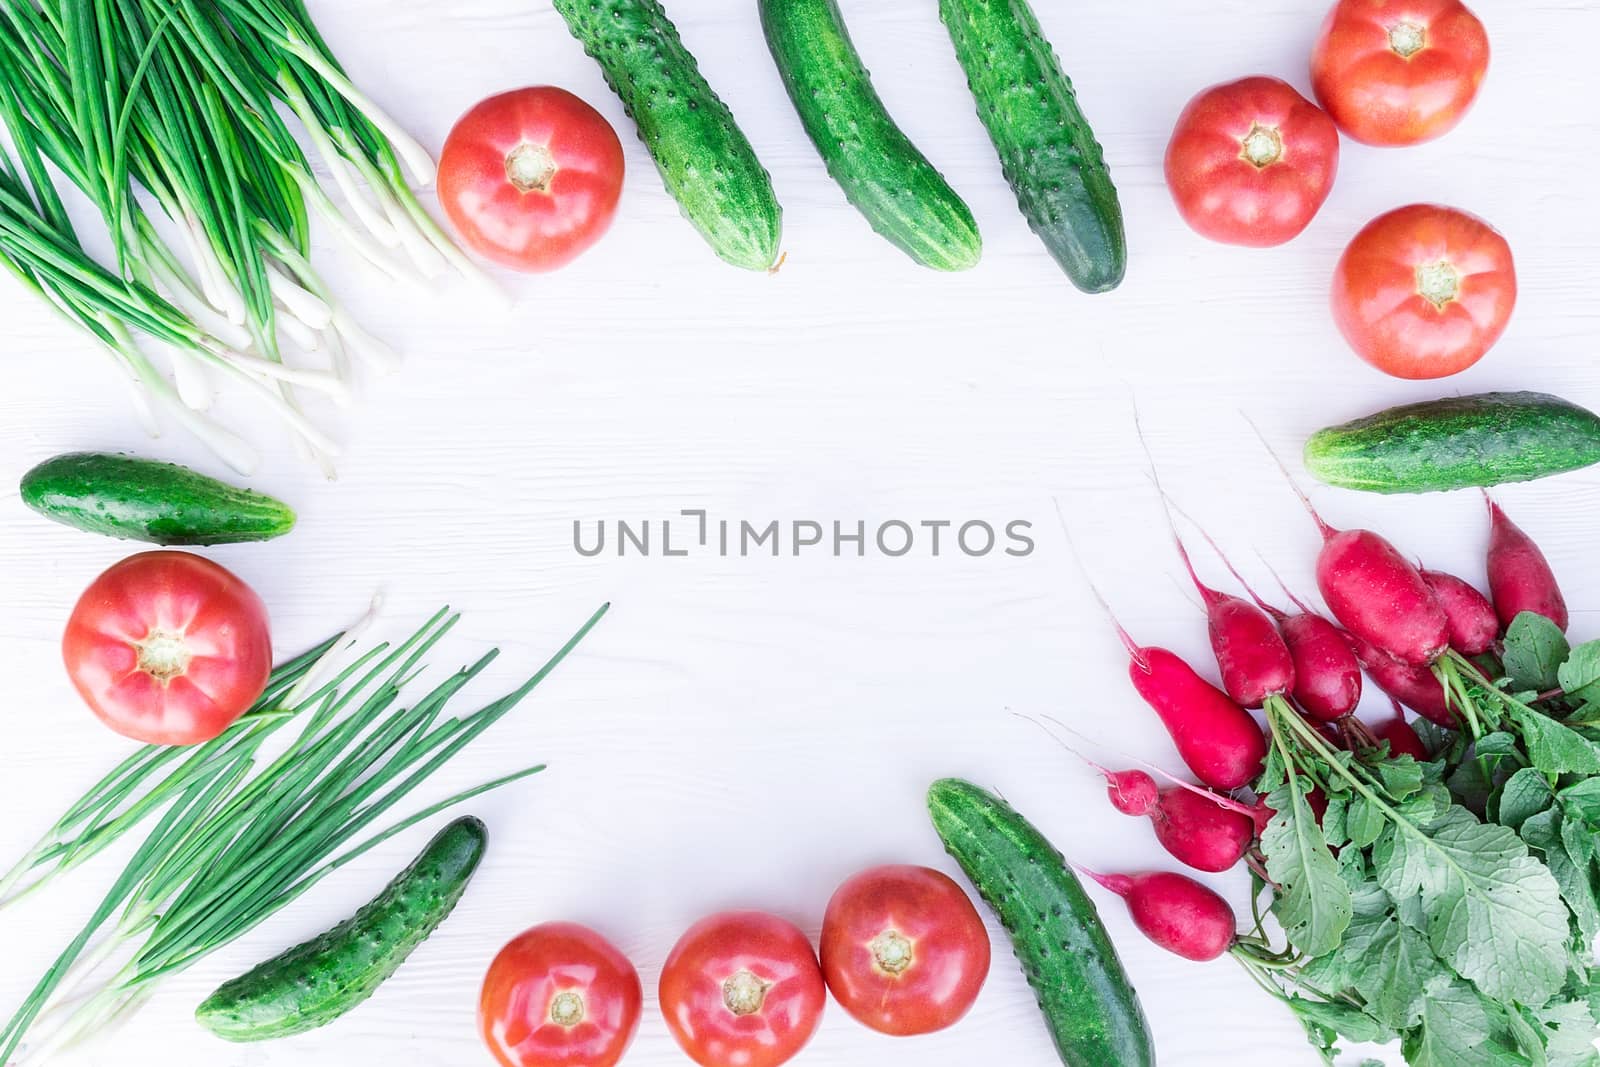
(928, 779, 1154, 1066)
(759, 0, 981, 271)
(20, 452, 295, 545)
(195, 817, 487, 1042)
(1305, 392, 1600, 494)
(939, 0, 1125, 292)
(552, 0, 782, 271)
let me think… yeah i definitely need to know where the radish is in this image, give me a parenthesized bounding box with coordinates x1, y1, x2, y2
(1148, 787, 1256, 873)
(1346, 633, 1456, 727)
(1101, 767, 1160, 816)
(1080, 869, 1236, 962)
(1420, 568, 1499, 656)
(1487, 497, 1569, 633)
(1375, 702, 1429, 761)
(1166, 526, 1295, 709)
(1271, 449, 1449, 665)
(1122, 642, 1268, 791)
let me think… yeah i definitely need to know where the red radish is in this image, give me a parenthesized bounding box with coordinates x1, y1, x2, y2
(1101, 768, 1160, 816)
(1420, 568, 1499, 656)
(1080, 869, 1236, 962)
(1148, 787, 1255, 873)
(1156, 494, 1294, 708)
(1277, 612, 1364, 723)
(1487, 497, 1569, 633)
(1122, 644, 1268, 791)
(1269, 445, 1449, 665)
(1347, 633, 1456, 727)
(1375, 702, 1430, 761)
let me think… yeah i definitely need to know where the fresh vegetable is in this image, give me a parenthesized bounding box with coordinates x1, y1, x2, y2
(659, 911, 826, 1067)
(938, 0, 1125, 292)
(1488, 497, 1569, 632)
(1347, 633, 1455, 726)
(1305, 392, 1600, 493)
(1420, 568, 1499, 656)
(1079, 869, 1236, 962)
(1331, 204, 1517, 380)
(437, 88, 626, 274)
(0, 0, 483, 472)
(62, 551, 273, 746)
(1164, 76, 1340, 247)
(21, 452, 296, 545)
(1142, 787, 1256, 874)
(1311, 0, 1490, 146)
(927, 779, 1155, 1067)
(1118, 637, 1267, 790)
(759, 0, 980, 271)
(196, 817, 488, 1041)
(1374, 703, 1430, 761)
(550, 0, 782, 271)
(479, 922, 643, 1067)
(819, 864, 990, 1036)
(1, 604, 609, 1063)
(1101, 767, 1161, 815)
(1278, 609, 1365, 723)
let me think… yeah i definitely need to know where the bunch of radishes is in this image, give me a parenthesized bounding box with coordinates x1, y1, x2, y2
(1063, 485, 1569, 966)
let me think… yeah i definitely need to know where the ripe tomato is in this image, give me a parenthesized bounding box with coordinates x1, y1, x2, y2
(480, 922, 642, 1067)
(659, 911, 825, 1067)
(1165, 76, 1340, 247)
(1311, 0, 1490, 146)
(62, 551, 271, 746)
(819, 865, 990, 1036)
(1332, 203, 1515, 380)
(438, 87, 625, 273)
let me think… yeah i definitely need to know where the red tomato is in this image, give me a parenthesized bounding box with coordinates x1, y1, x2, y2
(438, 87, 625, 273)
(480, 922, 642, 1067)
(62, 551, 271, 746)
(1311, 0, 1490, 146)
(1165, 76, 1341, 247)
(1332, 203, 1516, 379)
(819, 865, 990, 1036)
(659, 911, 825, 1067)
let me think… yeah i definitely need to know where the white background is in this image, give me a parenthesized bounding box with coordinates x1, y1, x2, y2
(2, 1, 1597, 1064)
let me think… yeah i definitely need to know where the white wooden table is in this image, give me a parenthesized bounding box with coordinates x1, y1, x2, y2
(3, 1, 1595, 1064)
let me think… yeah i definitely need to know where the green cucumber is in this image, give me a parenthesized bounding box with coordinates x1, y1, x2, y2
(20, 452, 295, 545)
(939, 0, 1125, 292)
(928, 779, 1154, 1066)
(552, 0, 782, 271)
(759, 0, 981, 271)
(195, 817, 487, 1042)
(1305, 392, 1600, 494)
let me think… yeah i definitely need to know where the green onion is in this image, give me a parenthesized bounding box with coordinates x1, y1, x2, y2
(0, 602, 609, 1064)
(0, 1, 490, 474)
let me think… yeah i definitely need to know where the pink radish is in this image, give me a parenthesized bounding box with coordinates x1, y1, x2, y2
(1375, 702, 1429, 761)
(1346, 633, 1456, 727)
(1170, 539, 1295, 709)
(1076, 754, 1254, 871)
(1487, 497, 1569, 632)
(1122, 642, 1268, 791)
(1269, 448, 1449, 665)
(1420, 568, 1499, 656)
(1081, 869, 1236, 962)
(1148, 787, 1256, 872)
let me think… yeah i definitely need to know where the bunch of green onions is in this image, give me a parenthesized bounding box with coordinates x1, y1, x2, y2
(0, 0, 493, 475)
(0, 602, 608, 1064)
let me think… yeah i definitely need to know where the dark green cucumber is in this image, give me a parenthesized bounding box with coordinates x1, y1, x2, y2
(195, 817, 487, 1042)
(928, 779, 1154, 1067)
(759, 0, 981, 271)
(1305, 392, 1600, 494)
(939, 0, 1125, 292)
(551, 0, 782, 270)
(20, 452, 295, 545)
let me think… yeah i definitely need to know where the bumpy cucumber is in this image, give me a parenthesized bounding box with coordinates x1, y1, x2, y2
(1305, 392, 1600, 494)
(928, 779, 1154, 1066)
(195, 817, 487, 1042)
(551, 0, 781, 270)
(20, 452, 295, 545)
(759, 0, 981, 271)
(939, 0, 1125, 292)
